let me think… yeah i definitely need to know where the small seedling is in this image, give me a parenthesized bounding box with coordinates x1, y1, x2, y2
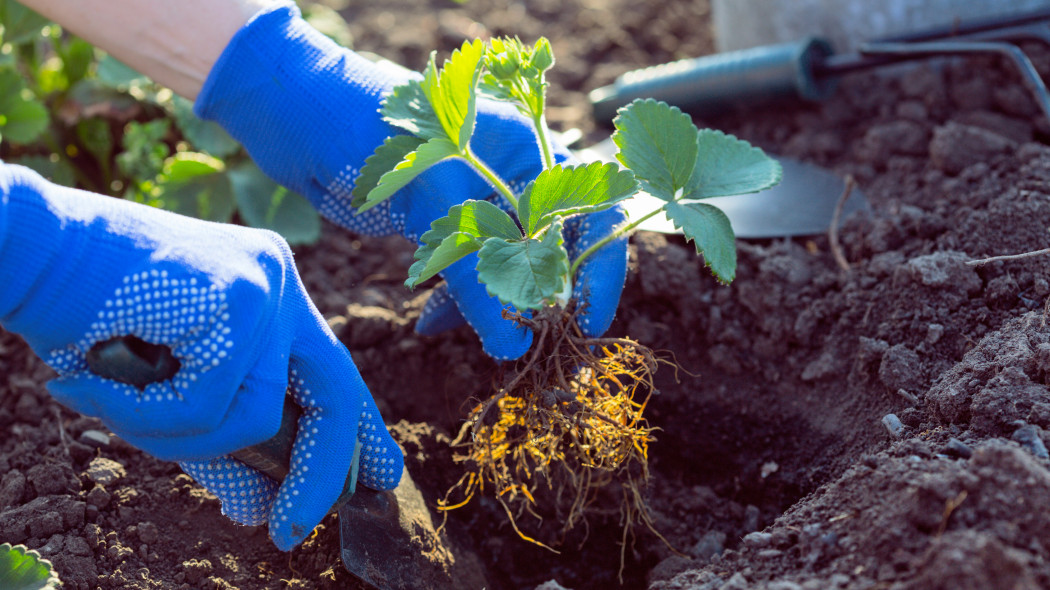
(0, 543, 61, 590)
(354, 36, 781, 566)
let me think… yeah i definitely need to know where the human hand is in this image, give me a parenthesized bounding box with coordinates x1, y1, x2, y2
(194, 3, 628, 360)
(0, 163, 403, 550)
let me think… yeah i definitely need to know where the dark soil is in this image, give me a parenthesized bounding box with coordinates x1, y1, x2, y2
(5, 0, 1050, 588)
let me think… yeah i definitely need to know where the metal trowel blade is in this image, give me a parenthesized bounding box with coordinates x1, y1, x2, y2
(339, 468, 487, 590)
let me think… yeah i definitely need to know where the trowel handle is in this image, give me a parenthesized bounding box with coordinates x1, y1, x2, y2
(84, 336, 359, 510)
(231, 395, 361, 511)
(589, 37, 837, 122)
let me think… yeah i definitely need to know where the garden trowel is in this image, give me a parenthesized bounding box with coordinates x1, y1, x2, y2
(86, 337, 487, 590)
(576, 138, 867, 238)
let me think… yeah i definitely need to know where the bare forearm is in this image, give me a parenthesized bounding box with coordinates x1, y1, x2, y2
(19, 0, 281, 99)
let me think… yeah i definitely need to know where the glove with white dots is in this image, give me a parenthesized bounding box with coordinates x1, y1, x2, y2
(0, 163, 402, 550)
(195, 2, 629, 360)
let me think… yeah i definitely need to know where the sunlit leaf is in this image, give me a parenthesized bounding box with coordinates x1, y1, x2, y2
(408, 199, 521, 286)
(351, 134, 424, 208)
(421, 39, 484, 150)
(406, 232, 482, 288)
(421, 199, 521, 245)
(152, 152, 234, 222)
(160, 151, 224, 181)
(480, 37, 552, 119)
(518, 162, 637, 236)
(381, 79, 445, 140)
(664, 200, 736, 283)
(35, 56, 68, 94)
(358, 137, 459, 212)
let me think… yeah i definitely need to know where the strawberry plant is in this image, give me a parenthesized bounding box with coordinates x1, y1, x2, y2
(356, 36, 781, 563)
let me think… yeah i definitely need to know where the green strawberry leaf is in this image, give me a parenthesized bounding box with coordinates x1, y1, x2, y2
(58, 37, 95, 86)
(419, 199, 522, 245)
(351, 134, 425, 208)
(0, 70, 48, 145)
(664, 200, 736, 283)
(421, 39, 484, 150)
(153, 174, 235, 222)
(153, 152, 235, 223)
(229, 161, 320, 245)
(382, 79, 446, 140)
(517, 161, 638, 236)
(406, 232, 483, 288)
(0, 1, 50, 46)
(612, 99, 698, 201)
(171, 95, 241, 158)
(477, 220, 569, 310)
(407, 199, 522, 286)
(683, 129, 782, 199)
(0, 96, 49, 145)
(357, 137, 459, 212)
(0, 543, 61, 590)
(160, 151, 224, 181)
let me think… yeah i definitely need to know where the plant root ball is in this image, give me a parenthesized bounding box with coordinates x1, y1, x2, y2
(439, 305, 678, 568)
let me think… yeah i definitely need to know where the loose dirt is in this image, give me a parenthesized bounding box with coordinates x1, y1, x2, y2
(4, 0, 1050, 588)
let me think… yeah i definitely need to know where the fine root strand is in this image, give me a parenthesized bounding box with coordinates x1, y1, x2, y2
(437, 304, 679, 576)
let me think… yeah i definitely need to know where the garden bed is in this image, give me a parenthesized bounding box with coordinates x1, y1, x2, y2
(5, 0, 1050, 588)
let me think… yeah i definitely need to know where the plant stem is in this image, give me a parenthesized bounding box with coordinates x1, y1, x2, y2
(533, 112, 555, 170)
(569, 204, 667, 278)
(464, 146, 518, 209)
(516, 73, 554, 170)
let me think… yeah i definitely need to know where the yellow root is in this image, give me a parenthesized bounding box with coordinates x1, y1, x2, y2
(437, 306, 679, 579)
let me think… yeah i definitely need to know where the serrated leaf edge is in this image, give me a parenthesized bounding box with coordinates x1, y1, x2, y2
(664, 201, 736, 283)
(0, 542, 61, 590)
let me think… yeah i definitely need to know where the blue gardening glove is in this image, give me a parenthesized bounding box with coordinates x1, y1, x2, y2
(195, 3, 628, 360)
(0, 163, 402, 550)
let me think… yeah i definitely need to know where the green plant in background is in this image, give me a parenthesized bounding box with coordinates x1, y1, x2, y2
(0, 0, 339, 245)
(0, 543, 61, 590)
(0, 0, 85, 183)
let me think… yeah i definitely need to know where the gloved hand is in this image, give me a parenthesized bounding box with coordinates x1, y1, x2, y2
(194, 2, 628, 360)
(0, 163, 402, 550)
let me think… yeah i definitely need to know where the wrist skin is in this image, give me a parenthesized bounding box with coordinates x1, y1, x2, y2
(16, 0, 284, 100)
